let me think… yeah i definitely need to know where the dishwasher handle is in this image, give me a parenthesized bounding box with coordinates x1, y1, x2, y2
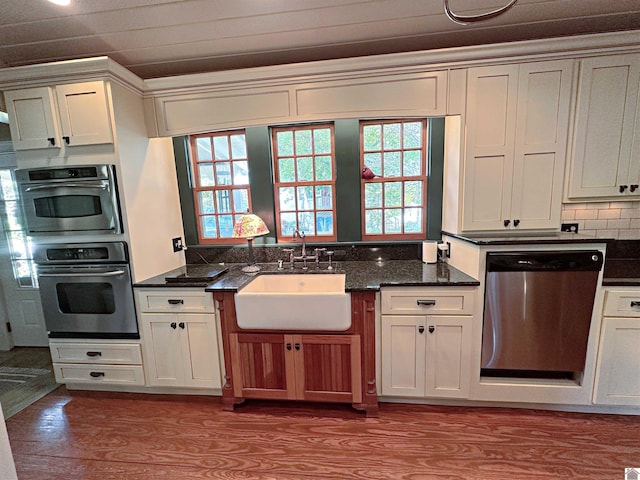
(486, 250, 603, 272)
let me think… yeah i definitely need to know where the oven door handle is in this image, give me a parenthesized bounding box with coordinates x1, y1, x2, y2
(38, 270, 126, 277)
(24, 182, 108, 192)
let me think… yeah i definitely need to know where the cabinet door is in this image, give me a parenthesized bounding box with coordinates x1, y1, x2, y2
(4, 87, 61, 150)
(55, 81, 114, 146)
(424, 315, 472, 399)
(568, 54, 640, 200)
(295, 334, 362, 403)
(381, 315, 426, 397)
(463, 65, 518, 231)
(141, 314, 184, 387)
(229, 333, 295, 400)
(510, 60, 573, 230)
(593, 317, 640, 406)
(180, 314, 221, 388)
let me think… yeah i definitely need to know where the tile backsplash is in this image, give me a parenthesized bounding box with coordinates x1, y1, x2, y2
(562, 201, 640, 239)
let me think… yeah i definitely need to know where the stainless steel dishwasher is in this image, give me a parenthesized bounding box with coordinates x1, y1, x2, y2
(481, 250, 603, 379)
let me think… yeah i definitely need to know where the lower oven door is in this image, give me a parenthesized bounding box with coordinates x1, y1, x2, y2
(37, 264, 138, 338)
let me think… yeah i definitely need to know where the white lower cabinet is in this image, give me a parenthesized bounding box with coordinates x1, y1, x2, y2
(381, 287, 475, 399)
(49, 340, 145, 386)
(136, 288, 222, 389)
(593, 288, 640, 406)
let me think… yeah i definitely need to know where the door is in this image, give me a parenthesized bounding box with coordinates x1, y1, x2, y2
(55, 81, 113, 146)
(295, 334, 362, 403)
(463, 64, 518, 231)
(180, 315, 221, 388)
(568, 54, 640, 199)
(141, 314, 184, 386)
(4, 87, 60, 150)
(424, 315, 472, 398)
(0, 165, 47, 347)
(229, 333, 294, 400)
(381, 315, 426, 397)
(510, 60, 572, 230)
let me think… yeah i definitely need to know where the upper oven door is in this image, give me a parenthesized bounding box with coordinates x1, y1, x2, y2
(19, 179, 122, 235)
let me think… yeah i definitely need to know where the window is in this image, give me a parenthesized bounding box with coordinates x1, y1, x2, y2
(190, 131, 252, 244)
(272, 124, 337, 241)
(0, 168, 37, 287)
(360, 120, 427, 240)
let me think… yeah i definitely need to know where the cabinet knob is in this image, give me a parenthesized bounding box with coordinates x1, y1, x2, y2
(286, 343, 292, 351)
(513, 219, 520, 227)
(619, 185, 628, 193)
(428, 325, 435, 334)
(294, 343, 301, 351)
(63, 136, 70, 145)
(503, 219, 511, 227)
(171, 322, 177, 329)
(630, 185, 639, 193)
(418, 326, 425, 334)
(48, 137, 56, 146)
(179, 322, 185, 329)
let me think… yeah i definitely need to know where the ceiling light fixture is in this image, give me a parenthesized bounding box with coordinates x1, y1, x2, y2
(48, 0, 71, 6)
(444, 0, 518, 25)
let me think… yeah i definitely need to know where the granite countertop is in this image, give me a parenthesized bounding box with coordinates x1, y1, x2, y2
(442, 231, 610, 245)
(135, 260, 480, 291)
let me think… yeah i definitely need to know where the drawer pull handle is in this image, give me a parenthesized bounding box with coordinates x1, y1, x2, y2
(168, 299, 184, 305)
(86, 351, 102, 357)
(90, 372, 105, 378)
(417, 299, 436, 306)
(631, 301, 640, 308)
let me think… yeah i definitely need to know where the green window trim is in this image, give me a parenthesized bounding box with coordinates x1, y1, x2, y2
(174, 118, 444, 246)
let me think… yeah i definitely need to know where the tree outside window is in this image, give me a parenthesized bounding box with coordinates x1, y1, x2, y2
(190, 131, 252, 244)
(361, 120, 428, 240)
(272, 125, 337, 242)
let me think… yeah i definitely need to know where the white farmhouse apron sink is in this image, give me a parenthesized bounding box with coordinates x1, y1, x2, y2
(234, 274, 351, 331)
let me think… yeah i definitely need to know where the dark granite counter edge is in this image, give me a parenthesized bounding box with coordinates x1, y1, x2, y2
(135, 260, 481, 292)
(442, 231, 612, 245)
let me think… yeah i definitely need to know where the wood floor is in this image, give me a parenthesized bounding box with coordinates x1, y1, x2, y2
(5, 387, 639, 480)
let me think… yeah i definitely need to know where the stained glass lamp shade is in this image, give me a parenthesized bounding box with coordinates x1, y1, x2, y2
(232, 214, 269, 273)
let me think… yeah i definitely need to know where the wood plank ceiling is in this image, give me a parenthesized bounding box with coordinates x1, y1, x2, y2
(0, 0, 639, 79)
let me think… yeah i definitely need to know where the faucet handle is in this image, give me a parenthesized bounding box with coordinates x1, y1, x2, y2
(314, 247, 327, 255)
(326, 250, 335, 270)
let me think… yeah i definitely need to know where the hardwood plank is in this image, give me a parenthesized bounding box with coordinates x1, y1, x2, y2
(6, 387, 640, 480)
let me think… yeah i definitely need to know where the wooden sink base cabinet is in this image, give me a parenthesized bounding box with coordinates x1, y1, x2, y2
(214, 291, 378, 417)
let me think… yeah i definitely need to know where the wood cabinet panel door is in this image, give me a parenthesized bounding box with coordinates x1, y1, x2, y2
(181, 315, 221, 388)
(229, 333, 294, 400)
(296, 335, 362, 403)
(141, 314, 184, 387)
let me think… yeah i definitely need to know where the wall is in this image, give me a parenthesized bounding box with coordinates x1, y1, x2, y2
(562, 202, 640, 239)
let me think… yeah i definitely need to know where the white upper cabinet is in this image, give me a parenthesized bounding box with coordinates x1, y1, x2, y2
(4, 81, 114, 150)
(566, 54, 640, 201)
(462, 60, 573, 232)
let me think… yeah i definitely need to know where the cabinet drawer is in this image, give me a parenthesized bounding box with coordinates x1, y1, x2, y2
(49, 342, 142, 365)
(381, 287, 475, 315)
(136, 289, 215, 313)
(53, 364, 145, 385)
(603, 290, 640, 317)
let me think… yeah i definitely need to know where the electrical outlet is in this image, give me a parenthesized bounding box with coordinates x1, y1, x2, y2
(561, 223, 579, 233)
(172, 237, 184, 252)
